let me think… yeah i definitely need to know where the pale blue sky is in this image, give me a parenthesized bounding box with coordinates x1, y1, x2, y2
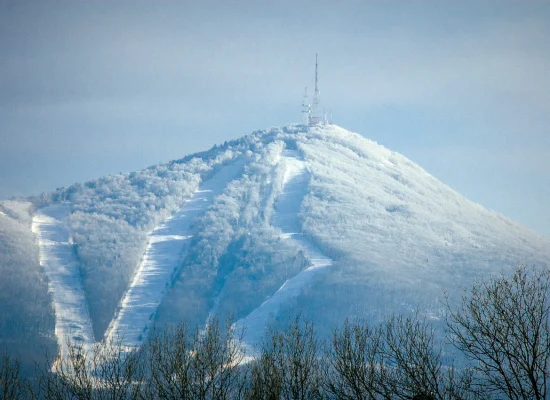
(1, 1, 549, 237)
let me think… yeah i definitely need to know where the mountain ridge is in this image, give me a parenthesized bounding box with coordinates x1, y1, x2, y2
(1, 124, 549, 359)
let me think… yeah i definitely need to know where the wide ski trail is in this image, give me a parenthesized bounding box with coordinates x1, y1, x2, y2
(236, 150, 332, 349)
(106, 160, 245, 348)
(32, 204, 95, 358)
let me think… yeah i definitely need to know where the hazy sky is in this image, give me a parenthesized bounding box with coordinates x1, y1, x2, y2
(1, 1, 549, 238)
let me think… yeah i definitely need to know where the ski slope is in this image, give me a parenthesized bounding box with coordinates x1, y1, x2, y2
(20, 124, 550, 359)
(32, 204, 95, 358)
(236, 150, 333, 349)
(105, 160, 245, 348)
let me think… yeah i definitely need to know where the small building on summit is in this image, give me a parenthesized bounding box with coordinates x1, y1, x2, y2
(302, 54, 330, 126)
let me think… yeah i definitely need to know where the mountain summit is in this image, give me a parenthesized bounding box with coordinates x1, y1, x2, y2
(2, 124, 549, 358)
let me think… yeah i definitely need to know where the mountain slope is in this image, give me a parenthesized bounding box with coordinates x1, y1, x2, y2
(156, 124, 550, 343)
(32, 204, 95, 357)
(0, 201, 56, 371)
(32, 142, 250, 339)
(234, 149, 333, 349)
(276, 125, 550, 336)
(105, 159, 246, 347)
(2, 124, 549, 356)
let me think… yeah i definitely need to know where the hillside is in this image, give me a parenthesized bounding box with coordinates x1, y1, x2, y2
(1, 124, 549, 359)
(0, 201, 56, 370)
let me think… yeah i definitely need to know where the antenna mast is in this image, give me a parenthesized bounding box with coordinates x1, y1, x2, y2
(308, 53, 324, 126)
(314, 54, 319, 103)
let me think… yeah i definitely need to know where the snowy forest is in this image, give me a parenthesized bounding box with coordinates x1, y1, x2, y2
(1, 125, 549, 376)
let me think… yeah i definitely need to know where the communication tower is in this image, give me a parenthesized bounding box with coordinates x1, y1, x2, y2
(305, 54, 328, 126)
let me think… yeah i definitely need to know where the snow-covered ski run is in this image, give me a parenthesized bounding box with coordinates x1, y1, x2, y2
(235, 149, 333, 350)
(32, 204, 95, 359)
(105, 160, 246, 348)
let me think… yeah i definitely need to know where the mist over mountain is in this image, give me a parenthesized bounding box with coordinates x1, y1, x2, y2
(1, 124, 549, 365)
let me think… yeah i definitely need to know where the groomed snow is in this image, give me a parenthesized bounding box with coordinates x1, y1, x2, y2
(32, 204, 95, 358)
(105, 160, 245, 348)
(236, 150, 332, 350)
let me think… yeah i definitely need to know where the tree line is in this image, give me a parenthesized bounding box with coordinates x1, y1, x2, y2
(1, 265, 549, 400)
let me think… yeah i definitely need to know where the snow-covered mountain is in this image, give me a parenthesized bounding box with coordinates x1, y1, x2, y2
(2, 124, 549, 360)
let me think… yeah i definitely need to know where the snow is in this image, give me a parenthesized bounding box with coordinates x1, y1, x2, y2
(235, 150, 332, 350)
(105, 160, 246, 347)
(20, 124, 550, 355)
(31, 204, 95, 358)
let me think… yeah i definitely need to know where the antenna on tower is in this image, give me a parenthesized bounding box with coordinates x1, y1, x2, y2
(314, 53, 319, 101)
(308, 53, 323, 126)
(300, 54, 330, 126)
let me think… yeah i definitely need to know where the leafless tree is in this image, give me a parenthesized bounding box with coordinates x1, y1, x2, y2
(325, 316, 475, 400)
(323, 319, 386, 400)
(143, 318, 246, 400)
(91, 339, 144, 400)
(0, 352, 28, 400)
(247, 317, 322, 400)
(246, 338, 283, 400)
(383, 315, 474, 400)
(446, 265, 550, 400)
(31, 338, 143, 400)
(143, 323, 193, 400)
